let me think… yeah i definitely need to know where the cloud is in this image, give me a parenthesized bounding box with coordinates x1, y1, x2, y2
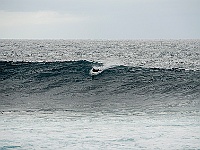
(0, 11, 87, 27)
(0, 0, 199, 39)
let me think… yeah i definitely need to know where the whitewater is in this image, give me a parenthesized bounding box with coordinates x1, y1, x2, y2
(0, 39, 200, 149)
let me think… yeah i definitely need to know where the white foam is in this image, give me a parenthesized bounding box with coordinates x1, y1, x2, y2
(1, 111, 200, 149)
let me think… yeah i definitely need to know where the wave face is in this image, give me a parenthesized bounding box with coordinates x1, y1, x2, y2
(0, 60, 199, 113)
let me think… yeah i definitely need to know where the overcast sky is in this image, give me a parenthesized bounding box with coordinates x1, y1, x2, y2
(0, 0, 199, 39)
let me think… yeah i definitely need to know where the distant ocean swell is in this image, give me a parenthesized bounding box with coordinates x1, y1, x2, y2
(1, 60, 200, 112)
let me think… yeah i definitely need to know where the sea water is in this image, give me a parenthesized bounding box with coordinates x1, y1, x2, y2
(0, 40, 200, 149)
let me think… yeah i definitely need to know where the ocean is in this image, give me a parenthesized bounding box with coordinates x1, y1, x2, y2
(0, 39, 200, 149)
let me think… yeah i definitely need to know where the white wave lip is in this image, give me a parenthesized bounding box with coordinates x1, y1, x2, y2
(90, 58, 122, 75)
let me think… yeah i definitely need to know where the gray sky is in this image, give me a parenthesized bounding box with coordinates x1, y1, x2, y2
(0, 0, 200, 39)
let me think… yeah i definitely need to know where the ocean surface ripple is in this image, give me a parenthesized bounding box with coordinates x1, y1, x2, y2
(0, 40, 200, 150)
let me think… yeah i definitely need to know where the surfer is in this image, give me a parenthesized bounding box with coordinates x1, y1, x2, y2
(92, 68, 101, 72)
(91, 67, 102, 80)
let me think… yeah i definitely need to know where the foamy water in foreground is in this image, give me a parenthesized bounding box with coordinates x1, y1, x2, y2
(1, 111, 200, 150)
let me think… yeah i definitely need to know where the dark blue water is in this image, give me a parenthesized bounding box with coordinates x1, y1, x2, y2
(1, 60, 199, 114)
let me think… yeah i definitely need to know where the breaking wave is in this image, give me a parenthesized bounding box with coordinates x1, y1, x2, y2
(1, 60, 199, 113)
